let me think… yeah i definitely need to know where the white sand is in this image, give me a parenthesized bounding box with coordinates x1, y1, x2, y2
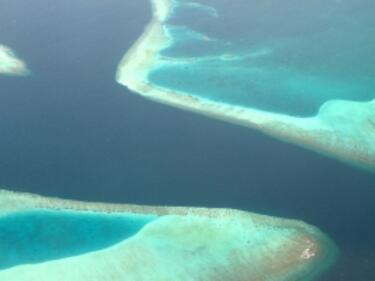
(0, 45, 29, 76)
(116, 0, 375, 173)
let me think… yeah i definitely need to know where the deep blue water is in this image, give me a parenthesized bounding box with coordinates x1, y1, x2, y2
(0, 1, 374, 280)
(0, 210, 155, 269)
(149, 0, 375, 116)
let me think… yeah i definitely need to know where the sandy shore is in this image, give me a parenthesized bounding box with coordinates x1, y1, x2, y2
(116, 0, 375, 173)
(0, 189, 337, 281)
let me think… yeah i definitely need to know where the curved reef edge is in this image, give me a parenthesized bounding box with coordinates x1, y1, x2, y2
(116, 0, 375, 173)
(0, 45, 30, 76)
(0, 189, 337, 281)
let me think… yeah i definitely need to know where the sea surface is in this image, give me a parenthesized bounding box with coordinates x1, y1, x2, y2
(0, 1, 374, 280)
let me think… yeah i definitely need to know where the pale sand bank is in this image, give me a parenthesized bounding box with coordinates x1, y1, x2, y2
(0, 189, 337, 281)
(0, 45, 29, 76)
(116, 0, 375, 173)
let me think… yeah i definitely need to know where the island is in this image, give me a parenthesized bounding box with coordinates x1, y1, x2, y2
(0, 189, 337, 281)
(0, 45, 29, 76)
(116, 0, 375, 172)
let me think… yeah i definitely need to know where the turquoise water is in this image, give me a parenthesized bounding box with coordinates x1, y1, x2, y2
(149, 0, 375, 116)
(0, 210, 155, 269)
(0, 0, 374, 279)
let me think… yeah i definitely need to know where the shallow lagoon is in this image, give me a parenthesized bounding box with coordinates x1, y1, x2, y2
(0, 0, 374, 280)
(0, 210, 155, 270)
(149, 0, 375, 116)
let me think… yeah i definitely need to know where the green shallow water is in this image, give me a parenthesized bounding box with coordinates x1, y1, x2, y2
(0, 210, 156, 270)
(148, 0, 375, 116)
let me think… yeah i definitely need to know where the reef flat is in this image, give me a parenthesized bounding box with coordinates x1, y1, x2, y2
(0, 189, 337, 281)
(0, 45, 29, 76)
(116, 0, 375, 172)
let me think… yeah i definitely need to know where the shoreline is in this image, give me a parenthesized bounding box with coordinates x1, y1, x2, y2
(116, 0, 375, 173)
(0, 189, 338, 281)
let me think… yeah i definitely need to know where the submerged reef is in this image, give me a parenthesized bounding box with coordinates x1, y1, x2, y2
(0, 189, 337, 281)
(116, 0, 375, 172)
(0, 45, 29, 76)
